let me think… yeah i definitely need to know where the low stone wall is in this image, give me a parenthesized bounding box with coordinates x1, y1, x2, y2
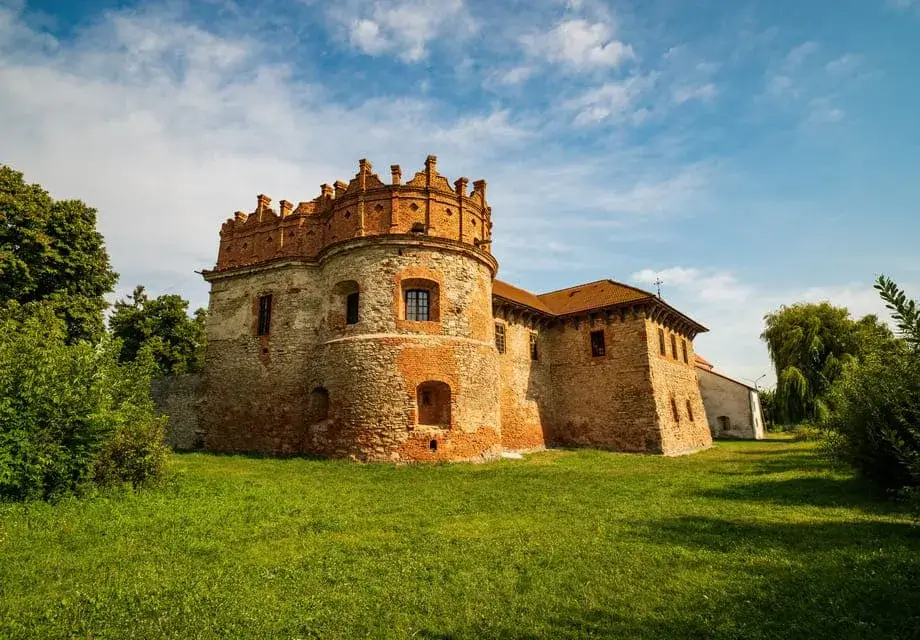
(151, 373, 204, 450)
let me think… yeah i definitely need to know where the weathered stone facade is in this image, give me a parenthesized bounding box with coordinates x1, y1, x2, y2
(195, 156, 713, 461)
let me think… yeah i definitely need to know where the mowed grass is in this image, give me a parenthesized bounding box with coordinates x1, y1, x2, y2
(1, 440, 918, 639)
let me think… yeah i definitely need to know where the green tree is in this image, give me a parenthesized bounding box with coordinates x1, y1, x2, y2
(109, 285, 206, 377)
(761, 302, 890, 425)
(0, 302, 168, 500)
(0, 165, 117, 343)
(821, 276, 920, 493)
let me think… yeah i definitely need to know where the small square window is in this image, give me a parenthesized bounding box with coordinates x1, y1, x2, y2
(405, 289, 430, 321)
(257, 294, 272, 336)
(495, 323, 506, 354)
(590, 330, 605, 357)
(530, 332, 539, 361)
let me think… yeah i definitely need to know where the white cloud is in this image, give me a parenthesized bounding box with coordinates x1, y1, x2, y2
(489, 65, 535, 87)
(826, 53, 860, 76)
(565, 74, 656, 124)
(765, 74, 796, 98)
(330, 0, 472, 62)
(672, 82, 717, 104)
(521, 18, 634, 70)
(785, 41, 819, 69)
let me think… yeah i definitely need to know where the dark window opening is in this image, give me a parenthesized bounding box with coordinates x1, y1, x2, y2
(417, 381, 451, 427)
(658, 328, 666, 356)
(671, 397, 680, 423)
(346, 292, 359, 325)
(495, 323, 506, 354)
(718, 416, 732, 432)
(670, 333, 678, 360)
(411, 222, 426, 233)
(405, 289, 430, 321)
(686, 399, 695, 422)
(530, 332, 539, 361)
(257, 294, 272, 336)
(429, 439, 438, 451)
(682, 339, 689, 364)
(310, 387, 329, 422)
(590, 330, 605, 357)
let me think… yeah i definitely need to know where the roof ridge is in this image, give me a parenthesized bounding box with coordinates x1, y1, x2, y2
(537, 279, 613, 296)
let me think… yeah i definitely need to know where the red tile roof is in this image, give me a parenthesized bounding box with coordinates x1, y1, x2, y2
(536, 279, 654, 315)
(694, 354, 714, 370)
(492, 279, 555, 314)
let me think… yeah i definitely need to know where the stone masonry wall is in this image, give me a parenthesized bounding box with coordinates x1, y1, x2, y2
(202, 237, 501, 461)
(645, 320, 712, 455)
(151, 373, 203, 450)
(496, 318, 553, 451)
(546, 315, 662, 452)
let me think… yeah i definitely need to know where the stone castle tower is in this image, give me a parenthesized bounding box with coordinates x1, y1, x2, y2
(200, 156, 713, 461)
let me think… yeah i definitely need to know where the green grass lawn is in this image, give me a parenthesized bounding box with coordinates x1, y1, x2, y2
(1, 439, 918, 639)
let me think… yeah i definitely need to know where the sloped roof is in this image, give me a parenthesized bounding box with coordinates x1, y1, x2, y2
(694, 354, 714, 370)
(492, 279, 555, 314)
(536, 279, 654, 316)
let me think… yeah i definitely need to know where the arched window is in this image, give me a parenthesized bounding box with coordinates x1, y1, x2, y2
(309, 387, 329, 422)
(417, 381, 451, 427)
(400, 278, 440, 322)
(718, 415, 732, 432)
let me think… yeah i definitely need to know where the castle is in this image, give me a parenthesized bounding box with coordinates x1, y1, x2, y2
(198, 156, 713, 461)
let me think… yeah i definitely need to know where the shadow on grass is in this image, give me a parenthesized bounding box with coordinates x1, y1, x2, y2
(419, 517, 920, 640)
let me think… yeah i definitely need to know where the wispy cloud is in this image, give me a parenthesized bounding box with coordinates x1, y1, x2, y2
(521, 18, 634, 70)
(327, 0, 474, 62)
(565, 74, 656, 124)
(672, 82, 717, 104)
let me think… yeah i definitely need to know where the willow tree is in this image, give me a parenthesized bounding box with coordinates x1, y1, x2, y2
(761, 302, 865, 424)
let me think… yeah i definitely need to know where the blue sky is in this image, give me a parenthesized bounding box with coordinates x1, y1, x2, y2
(1, 0, 918, 385)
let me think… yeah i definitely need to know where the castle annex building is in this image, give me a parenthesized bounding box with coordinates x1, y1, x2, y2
(200, 156, 713, 461)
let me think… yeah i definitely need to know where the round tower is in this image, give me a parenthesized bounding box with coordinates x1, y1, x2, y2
(204, 156, 501, 462)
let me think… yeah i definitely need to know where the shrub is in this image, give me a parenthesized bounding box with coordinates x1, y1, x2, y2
(0, 303, 169, 501)
(821, 350, 920, 493)
(791, 423, 824, 442)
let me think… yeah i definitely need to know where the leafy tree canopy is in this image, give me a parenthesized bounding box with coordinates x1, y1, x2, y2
(0, 165, 117, 343)
(109, 285, 206, 377)
(761, 301, 893, 424)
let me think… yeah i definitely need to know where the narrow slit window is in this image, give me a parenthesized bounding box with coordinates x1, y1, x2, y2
(346, 292, 359, 325)
(670, 333, 678, 360)
(590, 330, 605, 357)
(530, 332, 539, 361)
(671, 397, 680, 423)
(686, 399, 695, 422)
(658, 328, 666, 356)
(495, 323, 506, 354)
(405, 289, 430, 321)
(682, 339, 689, 364)
(257, 294, 272, 336)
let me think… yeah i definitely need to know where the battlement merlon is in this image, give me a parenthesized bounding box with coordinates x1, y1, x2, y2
(214, 156, 494, 271)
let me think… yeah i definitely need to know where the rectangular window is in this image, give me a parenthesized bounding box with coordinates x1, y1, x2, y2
(671, 397, 680, 423)
(405, 289, 429, 321)
(495, 323, 506, 354)
(658, 328, 666, 356)
(590, 330, 605, 357)
(530, 332, 539, 361)
(257, 294, 272, 336)
(670, 333, 678, 360)
(346, 292, 359, 325)
(686, 399, 695, 422)
(682, 339, 689, 364)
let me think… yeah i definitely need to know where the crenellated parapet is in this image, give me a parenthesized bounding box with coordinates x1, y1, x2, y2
(215, 156, 493, 271)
